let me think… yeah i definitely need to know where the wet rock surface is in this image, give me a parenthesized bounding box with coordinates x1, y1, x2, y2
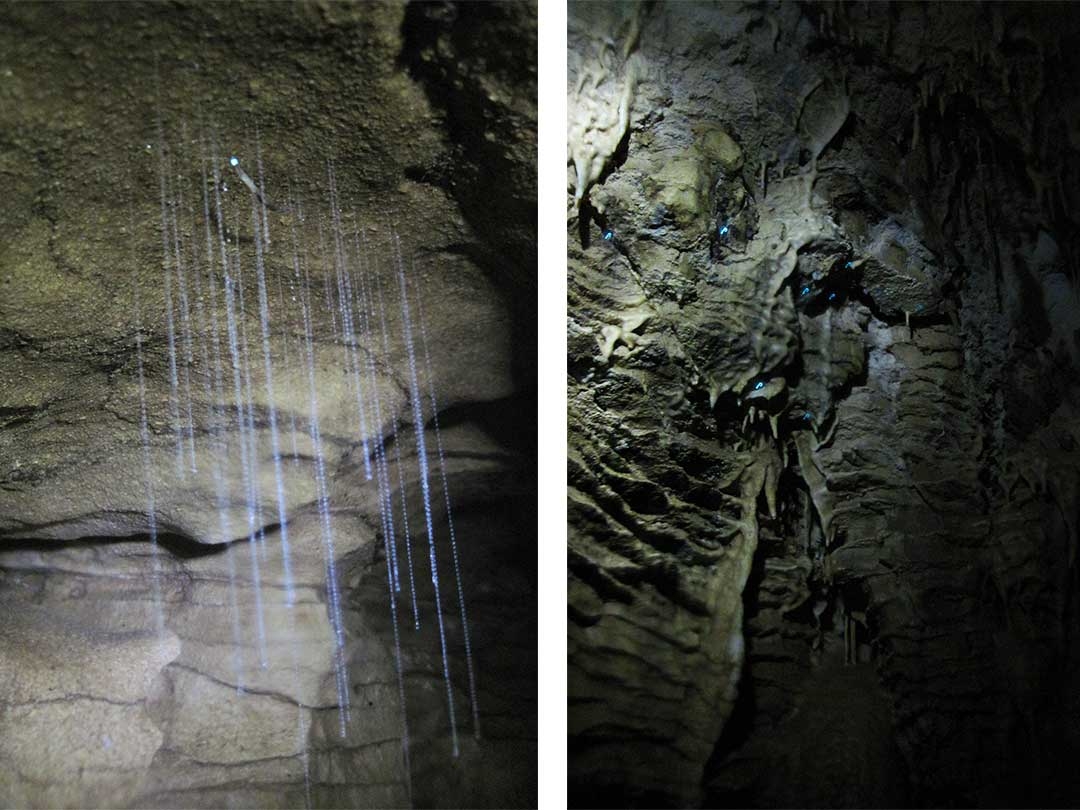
(568, 2, 1080, 807)
(0, 2, 535, 808)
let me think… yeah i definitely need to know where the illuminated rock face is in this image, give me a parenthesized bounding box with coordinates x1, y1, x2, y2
(568, 3, 1080, 807)
(0, 3, 536, 808)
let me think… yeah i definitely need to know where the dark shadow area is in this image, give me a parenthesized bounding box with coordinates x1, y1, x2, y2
(433, 392, 537, 462)
(345, 477, 537, 808)
(399, 0, 537, 405)
(0, 530, 233, 559)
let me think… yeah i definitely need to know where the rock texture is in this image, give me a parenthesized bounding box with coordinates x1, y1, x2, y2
(0, 2, 535, 808)
(568, 2, 1080, 807)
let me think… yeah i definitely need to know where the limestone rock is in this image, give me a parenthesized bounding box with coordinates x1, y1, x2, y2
(568, 2, 1080, 807)
(0, 2, 536, 808)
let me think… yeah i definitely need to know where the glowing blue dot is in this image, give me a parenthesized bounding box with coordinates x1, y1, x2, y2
(719, 224, 729, 237)
(915, 303, 924, 312)
(803, 411, 813, 421)
(828, 292, 837, 301)
(602, 229, 614, 241)
(229, 156, 239, 167)
(844, 261, 853, 269)
(801, 286, 811, 296)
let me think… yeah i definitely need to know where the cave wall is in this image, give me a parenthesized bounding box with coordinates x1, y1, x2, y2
(567, 3, 1080, 807)
(0, 2, 536, 807)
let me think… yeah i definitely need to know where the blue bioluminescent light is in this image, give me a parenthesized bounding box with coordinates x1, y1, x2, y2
(828, 292, 837, 301)
(753, 380, 764, 391)
(915, 303, 925, 312)
(803, 411, 813, 421)
(603, 229, 614, 241)
(719, 223, 730, 237)
(801, 286, 811, 296)
(230, 156, 239, 167)
(844, 261, 853, 269)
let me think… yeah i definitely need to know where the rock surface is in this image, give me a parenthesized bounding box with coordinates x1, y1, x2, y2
(568, 2, 1080, 807)
(0, 2, 536, 808)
